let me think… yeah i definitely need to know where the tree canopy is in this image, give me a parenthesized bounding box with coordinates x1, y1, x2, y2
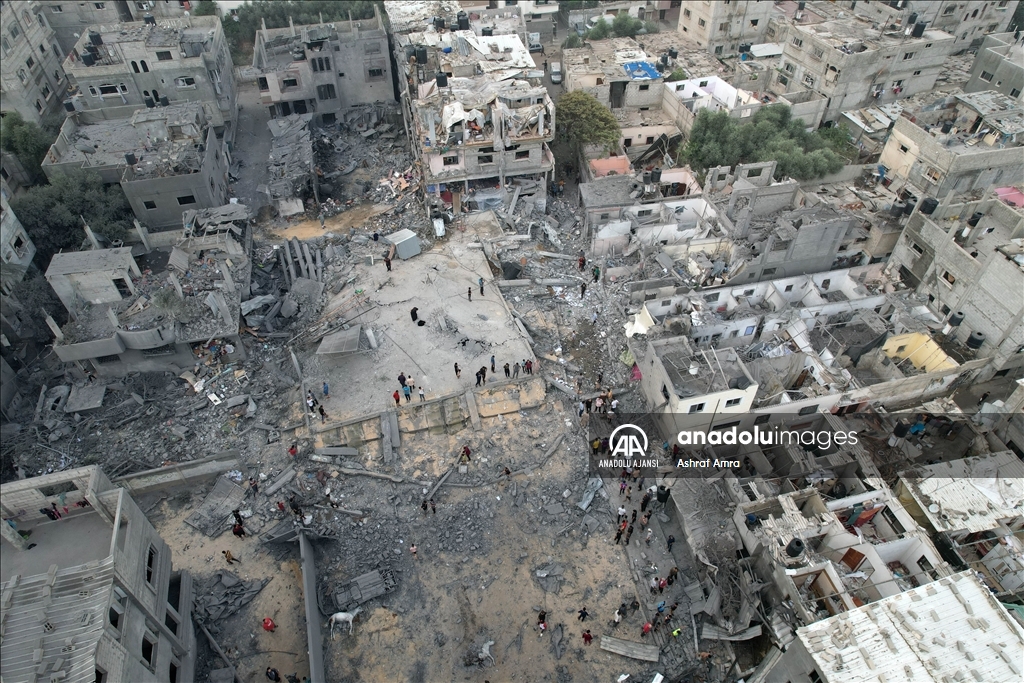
(0, 111, 56, 184)
(10, 171, 132, 265)
(555, 91, 621, 157)
(612, 12, 644, 38)
(222, 1, 380, 63)
(586, 17, 611, 40)
(682, 105, 847, 181)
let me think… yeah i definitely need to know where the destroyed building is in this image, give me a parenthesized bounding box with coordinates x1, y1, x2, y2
(36, 0, 196, 55)
(0, 466, 197, 683)
(0, 1, 69, 124)
(43, 103, 230, 230)
(878, 91, 1024, 198)
(261, 114, 316, 217)
(846, 0, 1021, 53)
(563, 38, 665, 111)
(897, 451, 1024, 600)
(61, 15, 237, 141)
(965, 32, 1024, 99)
(885, 191, 1024, 381)
(252, 7, 394, 125)
(756, 571, 1024, 682)
(764, 2, 957, 125)
(1, 195, 36, 294)
(44, 205, 251, 377)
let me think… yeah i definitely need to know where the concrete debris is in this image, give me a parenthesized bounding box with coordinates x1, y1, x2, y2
(194, 570, 270, 625)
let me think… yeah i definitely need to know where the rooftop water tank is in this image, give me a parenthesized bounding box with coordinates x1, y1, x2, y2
(89, 31, 103, 46)
(786, 538, 805, 558)
(912, 22, 926, 38)
(966, 331, 986, 349)
(920, 198, 938, 214)
(948, 311, 965, 327)
(435, 72, 448, 87)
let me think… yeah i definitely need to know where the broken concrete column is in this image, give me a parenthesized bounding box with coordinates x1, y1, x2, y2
(43, 312, 64, 341)
(133, 219, 152, 252)
(221, 264, 235, 293)
(83, 221, 101, 250)
(291, 238, 309, 280)
(302, 241, 317, 282)
(168, 272, 184, 299)
(282, 240, 298, 285)
(0, 515, 29, 550)
(106, 307, 120, 329)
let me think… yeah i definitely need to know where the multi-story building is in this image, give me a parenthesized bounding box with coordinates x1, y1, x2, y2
(61, 15, 236, 141)
(0, 195, 37, 294)
(45, 204, 250, 377)
(841, 0, 1021, 53)
(563, 38, 665, 111)
(765, 8, 956, 125)
(0, 466, 197, 683)
(965, 32, 1024, 100)
(0, 1, 69, 123)
(37, 0, 196, 55)
(676, 0, 774, 55)
(878, 91, 1024, 198)
(43, 103, 230, 229)
(885, 191, 1024, 381)
(252, 8, 393, 124)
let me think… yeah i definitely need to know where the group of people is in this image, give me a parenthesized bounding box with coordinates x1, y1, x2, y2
(463, 357, 534, 387)
(392, 371, 425, 406)
(305, 390, 329, 423)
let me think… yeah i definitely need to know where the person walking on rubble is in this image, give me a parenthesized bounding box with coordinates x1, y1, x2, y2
(222, 550, 240, 564)
(582, 630, 592, 645)
(513, 361, 520, 378)
(430, 499, 436, 514)
(418, 387, 425, 402)
(581, 283, 587, 297)
(504, 362, 510, 378)
(232, 508, 244, 526)
(383, 256, 392, 272)
(318, 211, 325, 229)
(467, 286, 472, 301)
(614, 527, 624, 544)
(410, 307, 419, 322)
(318, 405, 328, 423)
(403, 385, 412, 402)
(262, 618, 276, 632)
(577, 607, 589, 622)
(233, 523, 246, 538)
(393, 389, 401, 407)
(479, 277, 485, 296)
(578, 254, 586, 271)
(592, 265, 600, 283)
(422, 500, 429, 515)
(454, 363, 461, 379)
(490, 355, 496, 373)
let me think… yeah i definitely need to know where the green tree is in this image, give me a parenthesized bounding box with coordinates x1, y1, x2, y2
(192, 0, 218, 16)
(586, 17, 611, 40)
(0, 111, 56, 184)
(556, 91, 621, 159)
(10, 171, 132, 265)
(562, 33, 584, 49)
(665, 68, 687, 82)
(612, 12, 643, 38)
(681, 104, 845, 180)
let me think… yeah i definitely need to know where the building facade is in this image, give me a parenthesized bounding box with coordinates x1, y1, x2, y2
(37, 0, 196, 55)
(0, 195, 36, 294)
(0, 466, 197, 683)
(965, 32, 1024, 99)
(842, 0, 1020, 53)
(253, 8, 394, 124)
(61, 15, 237, 141)
(676, 0, 774, 55)
(0, 1, 69, 123)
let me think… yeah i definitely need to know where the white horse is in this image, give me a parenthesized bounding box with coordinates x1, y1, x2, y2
(328, 608, 362, 638)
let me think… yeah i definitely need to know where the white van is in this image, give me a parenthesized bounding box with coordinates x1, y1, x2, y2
(550, 62, 562, 84)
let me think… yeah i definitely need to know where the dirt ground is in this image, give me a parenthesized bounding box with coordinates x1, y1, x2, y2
(266, 202, 395, 241)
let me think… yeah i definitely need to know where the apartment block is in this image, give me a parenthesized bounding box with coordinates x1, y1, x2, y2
(965, 32, 1024, 100)
(676, 0, 774, 55)
(1, 195, 37, 294)
(0, 1, 69, 123)
(43, 103, 230, 229)
(842, 0, 1020, 52)
(253, 8, 394, 125)
(62, 15, 236, 141)
(0, 466, 197, 683)
(563, 38, 665, 111)
(886, 193, 1024, 380)
(765, 11, 955, 124)
(37, 0, 196, 55)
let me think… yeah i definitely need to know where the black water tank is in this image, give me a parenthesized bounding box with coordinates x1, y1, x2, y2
(415, 46, 428, 65)
(656, 485, 670, 503)
(643, 171, 652, 184)
(144, 96, 155, 108)
(907, 12, 918, 25)
(903, 200, 916, 215)
(966, 331, 986, 349)
(912, 22, 926, 38)
(890, 202, 905, 217)
(435, 72, 448, 87)
(89, 30, 103, 46)
(457, 11, 469, 30)
(941, 121, 953, 134)
(434, 16, 445, 31)
(482, 26, 493, 36)
(655, 61, 665, 73)
(651, 167, 662, 183)
(85, 44, 99, 54)
(125, 152, 137, 165)
(949, 311, 965, 327)
(660, 54, 669, 65)
(967, 211, 984, 227)
(785, 538, 805, 557)
(921, 197, 939, 214)
(739, 43, 752, 53)
(669, 47, 678, 59)
(143, 14, 156, 25)
(893, 421, 909, 438)
(450, 21, 459, 31)
(81, 52, 96, 66)
(63, 100, 76, 112)
(797, 1, 806, 10)
(159, 95, 169, 106)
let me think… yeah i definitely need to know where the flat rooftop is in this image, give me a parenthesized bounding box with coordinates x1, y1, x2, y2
(654, 339, 752, 398)
(0, 510, 112, 583)
(256, 21, 385, 71)
(579, 174, 640, 209)
(384, 0, 462, 34)
(789, 13, 952, 50)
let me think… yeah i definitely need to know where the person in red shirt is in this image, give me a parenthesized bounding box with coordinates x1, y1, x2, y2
(262, 617, 276, 632)
(582, 630, 593, 645)
(393, 390, 400, 406)
(287, 444, 298, 457)
(641, 621, 652, 637)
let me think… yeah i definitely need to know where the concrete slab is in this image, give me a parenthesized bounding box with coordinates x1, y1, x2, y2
(0, 511, 111, 582)
(64, 383, 107, 413)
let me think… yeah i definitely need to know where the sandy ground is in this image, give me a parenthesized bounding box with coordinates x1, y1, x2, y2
(266, 202, 395, 241)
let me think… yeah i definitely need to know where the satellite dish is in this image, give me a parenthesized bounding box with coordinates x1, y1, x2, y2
(928, 504, 940, 513)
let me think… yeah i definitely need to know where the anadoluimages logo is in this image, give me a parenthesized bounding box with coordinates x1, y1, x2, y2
(609, 423, 648, 459)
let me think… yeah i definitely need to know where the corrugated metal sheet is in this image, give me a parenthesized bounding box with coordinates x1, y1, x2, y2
(798, 571, 1024, 682)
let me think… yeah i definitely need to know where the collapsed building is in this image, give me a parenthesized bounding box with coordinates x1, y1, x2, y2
(42, 103, 230, 230)
(252, 7, 395, 125)
(0, 466, 197, 683)
(261, 114, 316, 217)
(44, 204, 251, 378)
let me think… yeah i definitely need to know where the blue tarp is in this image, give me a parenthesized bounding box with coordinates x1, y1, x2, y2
(622, 61, 660, 80)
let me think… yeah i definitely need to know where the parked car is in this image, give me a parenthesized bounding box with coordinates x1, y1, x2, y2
(549, 62, 562, 84)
